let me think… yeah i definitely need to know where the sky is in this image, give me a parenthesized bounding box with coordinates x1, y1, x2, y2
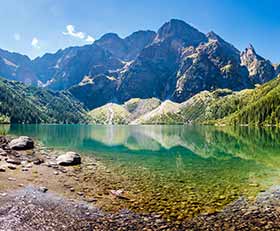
(0, 0, 279, 62)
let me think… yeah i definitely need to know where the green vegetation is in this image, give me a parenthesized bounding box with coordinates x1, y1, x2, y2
(0, 114, 10, 124)
(0, 78, 89, 124)
(124, 98, 161, 120)
(89, 103, 131, 124)
(222, 76, 280, 126)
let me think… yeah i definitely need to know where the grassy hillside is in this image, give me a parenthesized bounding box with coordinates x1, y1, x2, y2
(0, 78, 88, 124)
(124, 98, 161, 120)
(89, 103, 131, 124)
(131, 90, 245, 125)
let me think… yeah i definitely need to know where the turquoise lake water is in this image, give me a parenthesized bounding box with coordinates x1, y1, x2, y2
(2, 124, 280, 219)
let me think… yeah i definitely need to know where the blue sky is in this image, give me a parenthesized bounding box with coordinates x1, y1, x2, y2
(1, 0, 279, 62)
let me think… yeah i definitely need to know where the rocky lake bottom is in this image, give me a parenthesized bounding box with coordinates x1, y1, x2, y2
(1, 125, 280, 230)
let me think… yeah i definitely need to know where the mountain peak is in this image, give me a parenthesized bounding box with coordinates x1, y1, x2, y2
(155, 19, 207, 46)
(98, 33, 122, 41)
(241, 44, 275, 84)
(206, 31, 222, 41)
(241, 44, 260, 61)
(246, 43, 256, 54)
(125, 30, 156, 39)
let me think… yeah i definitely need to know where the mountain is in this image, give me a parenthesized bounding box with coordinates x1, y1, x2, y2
(88, 73, 280, 126)
(171, 31, 251, 102)
(117, 19, 208, 102)
(240, 44, 275, 84)
(0, 77, 88, 124)
(118, 75, 280, 126)
(0, 49, 37, 85)
(69, 74, 118, 109)
(0, 19, 278, 112)
(32, 44, 123, 91)
(95, 30, 156, 61)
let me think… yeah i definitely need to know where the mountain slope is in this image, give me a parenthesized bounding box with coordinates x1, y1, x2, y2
(33, 44, 123, 91)
(87, 75, 280, 126)
(131, 100, 182, 124)
(124, 98, 161, 120)
(95, 30, 156, 61)
(89, 103, 131, 124)
(0, 49, 37, 85)
(117, 19, 208, 102)
(0, 78, 88, 124)
(172, 32, 252, 102)
(220, 76, 280, 126)
(129, 76, 280, 126)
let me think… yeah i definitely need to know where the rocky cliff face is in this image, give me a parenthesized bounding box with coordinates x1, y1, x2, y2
(172, 32, 251, 101)
(240, 44, 275, 84)
(117, 19, 208, 102)
(275, 64, 280, 76)
(33, 44, 123, 91)
(69, 74, 118, 109)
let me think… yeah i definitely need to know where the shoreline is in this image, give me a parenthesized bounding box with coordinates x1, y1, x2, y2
(0, 135, 280, 230)
(0, 135, 182, 230)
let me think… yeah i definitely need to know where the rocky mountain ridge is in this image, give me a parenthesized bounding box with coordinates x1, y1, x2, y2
(0, 19, 278, 111)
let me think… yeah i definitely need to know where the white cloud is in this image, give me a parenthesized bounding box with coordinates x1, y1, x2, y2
(14, 33, 21, 41)
(31, 37, 40, 49)
(63, 24, 95, 43)
(63, 24, 85, 39)
(85, 35, 95, 43)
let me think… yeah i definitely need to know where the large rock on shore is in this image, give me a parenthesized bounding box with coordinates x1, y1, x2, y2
(56, 152, 81, 166)
(8, 136, 34, 150)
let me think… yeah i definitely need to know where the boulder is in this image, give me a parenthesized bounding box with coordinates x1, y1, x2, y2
(8, 136, 34, 150)
(56, 152, 81, 166)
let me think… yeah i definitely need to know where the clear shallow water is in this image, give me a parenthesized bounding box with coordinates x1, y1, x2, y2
(2, 124, 280, 220)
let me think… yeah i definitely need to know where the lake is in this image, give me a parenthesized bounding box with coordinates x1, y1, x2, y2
(2, 124, 280, 220)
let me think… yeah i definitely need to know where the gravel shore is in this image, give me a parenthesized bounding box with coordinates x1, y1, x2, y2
(0, 186, 179, 231)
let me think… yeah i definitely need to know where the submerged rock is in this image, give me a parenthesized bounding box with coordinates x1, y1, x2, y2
(56, 152, 81, 166)
(39, 187, 48, 193)
(7, 164, 17, 170)
(8, 136, 34, 150)
(6, 158, 21, 165)
(0, 148, 7, 156)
